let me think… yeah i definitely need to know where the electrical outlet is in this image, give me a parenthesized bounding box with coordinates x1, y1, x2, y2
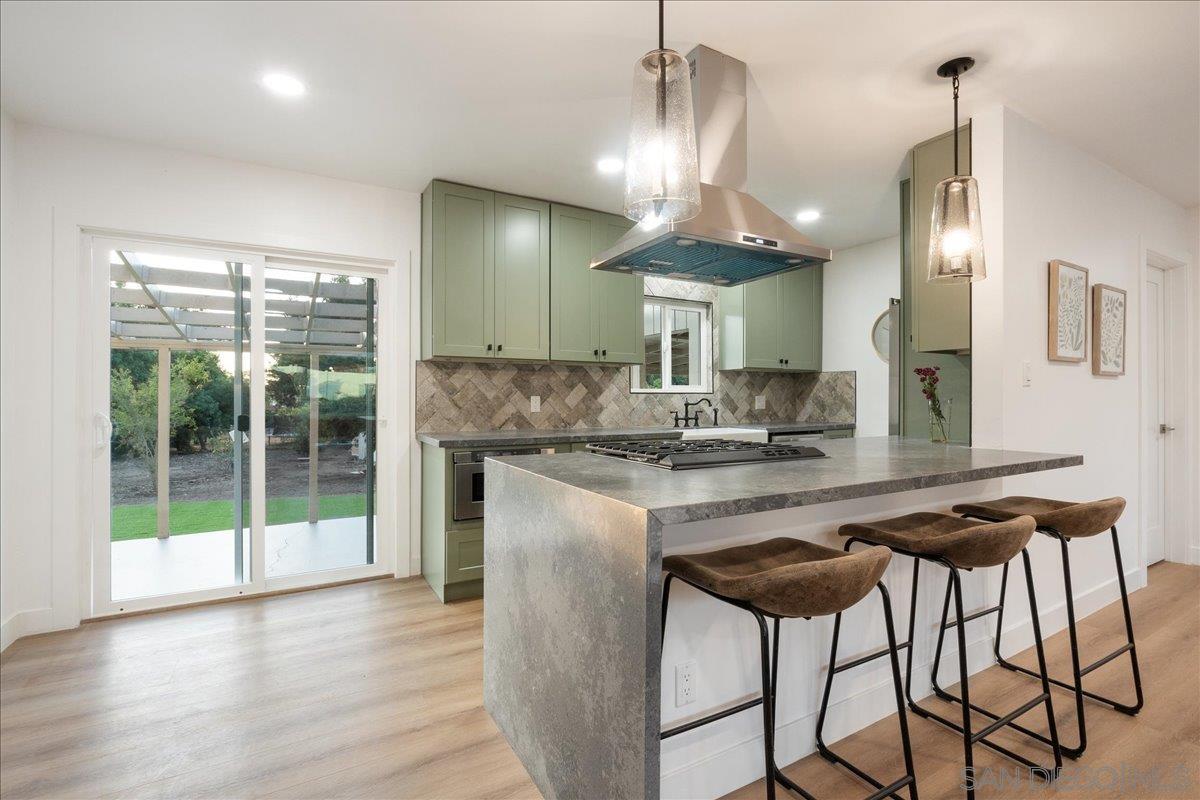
(754, 394, 766, 410)
(675, 660, 698, 707)
(1021, 361, 1032, 387)
(530, 395, 541, 413)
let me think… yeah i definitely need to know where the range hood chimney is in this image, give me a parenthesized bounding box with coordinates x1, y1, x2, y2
(591, 45, 832, 286)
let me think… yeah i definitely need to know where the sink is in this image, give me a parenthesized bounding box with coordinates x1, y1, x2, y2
(679, 426, 768, 443)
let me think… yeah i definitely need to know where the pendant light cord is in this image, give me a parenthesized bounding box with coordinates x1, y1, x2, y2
(658, 0, 664, 50)
(952, 74, 960, 176)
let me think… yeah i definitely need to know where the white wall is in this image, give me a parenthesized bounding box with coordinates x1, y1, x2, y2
(0, 121, 420, 648)
(0, 108, 34, 651)
(821, 235, 900, 436)
(973, 107, 1197, 634)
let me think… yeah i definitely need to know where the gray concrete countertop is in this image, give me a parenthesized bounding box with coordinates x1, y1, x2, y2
(490, 436, 1082, 526)
(416, 420, 854, 448)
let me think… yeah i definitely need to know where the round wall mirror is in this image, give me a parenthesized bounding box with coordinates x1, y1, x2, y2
(871, 308, 891, 363)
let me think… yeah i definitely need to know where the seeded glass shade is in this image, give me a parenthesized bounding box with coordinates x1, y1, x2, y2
(623, 49, 701, 227)
(928, 175, 985, 282)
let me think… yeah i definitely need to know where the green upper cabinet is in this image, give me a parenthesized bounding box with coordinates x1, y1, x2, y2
(494, 193, 550, 360)
(719, 266, 822, 372)
(423, 182, 494, 359)
(742, 274, 782, 368)
(550, 204, 598, 362)
(550, 204, 643, 365)
(422, 181, 548, 361)
(780, 266, 822, 370)
(911, 125, 971, 354)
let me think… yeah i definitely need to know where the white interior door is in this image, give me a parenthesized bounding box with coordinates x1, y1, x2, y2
(1143, 266, 1166, 566)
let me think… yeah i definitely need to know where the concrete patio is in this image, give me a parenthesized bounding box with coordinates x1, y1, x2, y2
(111, 515, 376, 600)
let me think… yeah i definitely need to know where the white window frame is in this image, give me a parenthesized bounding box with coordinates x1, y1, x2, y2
(630, 297, 714, 394)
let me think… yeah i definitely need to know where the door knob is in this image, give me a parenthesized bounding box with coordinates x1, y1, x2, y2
(1159, 424, 1176, 434)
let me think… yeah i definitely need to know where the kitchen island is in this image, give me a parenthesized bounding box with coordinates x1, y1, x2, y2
(482, 437, 1081, 800)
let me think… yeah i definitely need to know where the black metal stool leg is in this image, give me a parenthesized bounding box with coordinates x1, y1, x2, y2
(906, 557, 1062, 785)
(988, 526, 1144, 759)
(751, 608, 793, 800)
(1109, 526, 1145, 714)
(1020, 548, 1064, 778)
(950, 568, 975, 800)
(903, 558, 922, 710)
(812, 586, 919, 800)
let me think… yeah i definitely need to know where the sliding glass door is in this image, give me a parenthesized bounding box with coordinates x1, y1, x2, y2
(260, 266, 377, 578)
(94, 239, 386, 614)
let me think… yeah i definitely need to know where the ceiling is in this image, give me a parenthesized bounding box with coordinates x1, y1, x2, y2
(2, 1, 1197, 250)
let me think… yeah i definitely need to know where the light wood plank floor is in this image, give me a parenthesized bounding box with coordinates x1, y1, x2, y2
(1, 564, 1196, 799)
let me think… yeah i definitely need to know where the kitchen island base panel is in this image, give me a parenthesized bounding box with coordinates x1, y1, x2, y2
(482, 462, 661, 800)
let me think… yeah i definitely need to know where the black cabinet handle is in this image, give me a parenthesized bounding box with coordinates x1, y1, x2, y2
(593, 348, 599, 357)
(601, 349, 607, 357)
(784, 359, 789, 365)
(497, 344, 503, 352)
(486, 343, 493, 351)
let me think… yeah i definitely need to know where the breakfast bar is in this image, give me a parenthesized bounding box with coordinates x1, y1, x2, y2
(482, 437, 1082, 800)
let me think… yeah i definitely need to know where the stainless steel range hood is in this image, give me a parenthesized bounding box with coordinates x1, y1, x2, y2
(591, 46, 832, 286)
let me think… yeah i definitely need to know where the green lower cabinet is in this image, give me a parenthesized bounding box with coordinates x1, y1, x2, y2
(719, 267, 822, 372)
(446, 528, 484, 581)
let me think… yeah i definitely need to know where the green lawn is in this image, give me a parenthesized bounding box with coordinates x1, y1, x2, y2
(111, 494, 367, 541)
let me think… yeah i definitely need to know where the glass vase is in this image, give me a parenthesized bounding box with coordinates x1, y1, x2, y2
(928, 398, 952, 443)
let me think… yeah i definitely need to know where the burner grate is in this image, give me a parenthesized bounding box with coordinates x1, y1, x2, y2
(586, 438, 827, 470)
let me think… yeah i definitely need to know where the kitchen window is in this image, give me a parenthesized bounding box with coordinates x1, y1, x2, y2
(630, 297, 713, 394)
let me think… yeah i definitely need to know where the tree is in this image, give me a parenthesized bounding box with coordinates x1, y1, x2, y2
(170, 351, 233, 453)
(110, 361, 193, 493)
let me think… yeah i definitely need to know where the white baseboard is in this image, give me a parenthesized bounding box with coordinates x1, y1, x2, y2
(1189, 545, 1200, 566)
(0, 607, 55, 653)
(661, 568, 1142, 800)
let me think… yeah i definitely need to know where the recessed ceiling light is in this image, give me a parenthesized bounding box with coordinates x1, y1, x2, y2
(795, 209, 821, 223)
(261, 72, 306, 98)
(596, 157, 624, 174)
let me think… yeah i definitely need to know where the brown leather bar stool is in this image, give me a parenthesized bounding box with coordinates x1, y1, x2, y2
(837, 512, 1062, 800)
(951, 496, 1142, 759)
(660, 538, 919, 800)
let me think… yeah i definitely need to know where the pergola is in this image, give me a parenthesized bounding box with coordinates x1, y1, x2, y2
(108, 250, 376, 571)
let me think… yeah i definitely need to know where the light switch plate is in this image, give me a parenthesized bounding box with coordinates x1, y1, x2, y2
(530, 395, 541, 413)
(755, 395, 766, 410)
(1021, 361, 1032, 387)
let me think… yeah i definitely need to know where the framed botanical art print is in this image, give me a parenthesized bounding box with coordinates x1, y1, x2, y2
(1092, 284, 1127, 376)
(1048, 260, 1088, 362)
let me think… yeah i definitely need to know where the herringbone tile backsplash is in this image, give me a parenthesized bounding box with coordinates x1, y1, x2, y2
(415, 277, 856, 432)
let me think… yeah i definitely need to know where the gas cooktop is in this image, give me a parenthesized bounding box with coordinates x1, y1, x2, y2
(585, 439, 827, 470)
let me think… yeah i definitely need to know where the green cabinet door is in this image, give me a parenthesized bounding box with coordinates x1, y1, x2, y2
(494, 193, 550, 360)
(780, 266, 822, 371)
(592, 212, 642, 364)
(428, 182, 494, 358)
(743, 275, 782, 369)
(550, 204, 599, 361)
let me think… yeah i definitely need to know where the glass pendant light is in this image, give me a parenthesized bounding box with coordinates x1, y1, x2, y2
(928, 57, 985, 283)
(623, 0, 701, 228)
